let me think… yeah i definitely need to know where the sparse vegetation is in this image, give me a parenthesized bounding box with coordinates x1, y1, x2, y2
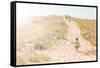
(31, 54, 50, 62)
(34, 40, 52, 50)
(47, 21, 68, 40)
(34, 16, 68, 50)
(71, 17, 96, 46)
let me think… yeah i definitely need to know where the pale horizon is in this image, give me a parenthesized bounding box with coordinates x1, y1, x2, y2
(17, 3, 96, 19)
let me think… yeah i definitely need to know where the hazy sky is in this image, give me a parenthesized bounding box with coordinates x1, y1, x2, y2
(17, 3, 96, 19)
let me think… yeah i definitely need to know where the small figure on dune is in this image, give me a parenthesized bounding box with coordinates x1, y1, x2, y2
(72, 38, 80, 52)
(68, 16, 71, 22)
(66, 16, 71, 22)
(74, 38, 80, 51)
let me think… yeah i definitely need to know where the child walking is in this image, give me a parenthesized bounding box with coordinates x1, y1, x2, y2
(72, 38, 80, 52)
(75, 38, 80, 51)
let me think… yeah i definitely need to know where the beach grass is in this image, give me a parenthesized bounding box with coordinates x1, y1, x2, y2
(71, 17, 96, 46)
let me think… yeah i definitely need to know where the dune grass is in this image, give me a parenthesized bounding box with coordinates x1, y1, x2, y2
(34, 16, 68, 50)
(47, 21, 68, 40)
(31, 54, 50, 63)
(71, 17, 96, 46)
(17, 54, 51, 64)
(34, 39, 53, 50)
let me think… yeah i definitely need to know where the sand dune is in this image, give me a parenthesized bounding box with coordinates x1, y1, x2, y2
(16, 15, 96, 65)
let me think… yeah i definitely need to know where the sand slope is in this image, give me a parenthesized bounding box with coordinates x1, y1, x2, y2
(16, 15, 96, 65)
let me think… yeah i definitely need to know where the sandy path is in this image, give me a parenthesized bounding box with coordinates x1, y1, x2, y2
(60, 17, 96, 61)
